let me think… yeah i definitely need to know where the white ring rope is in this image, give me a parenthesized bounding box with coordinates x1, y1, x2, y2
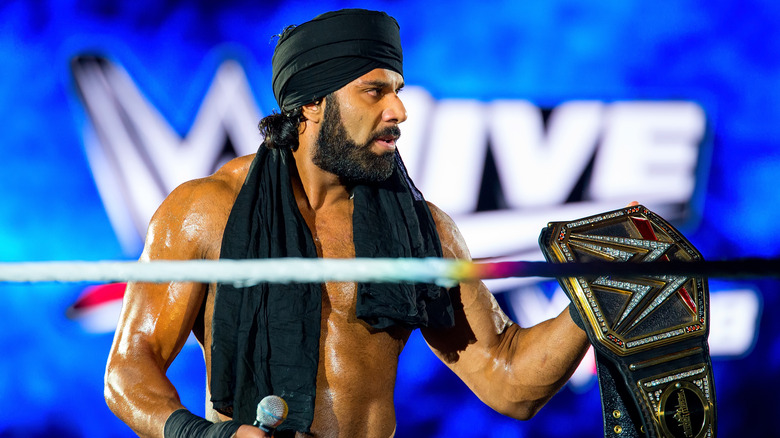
(0, 258, 463, 287)
(2, 257, 776, 287)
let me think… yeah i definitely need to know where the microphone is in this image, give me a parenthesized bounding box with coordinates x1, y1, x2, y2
(253, 395, 288, 433)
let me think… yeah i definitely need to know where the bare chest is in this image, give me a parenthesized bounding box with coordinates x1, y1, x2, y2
(307, 205, 358, 310)
(310, 204, 354, 257)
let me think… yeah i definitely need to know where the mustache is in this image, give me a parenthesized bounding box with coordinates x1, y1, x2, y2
(370, 125, 401, 142)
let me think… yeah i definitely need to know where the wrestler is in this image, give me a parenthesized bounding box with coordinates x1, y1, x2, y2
(104, 9, 589, 438)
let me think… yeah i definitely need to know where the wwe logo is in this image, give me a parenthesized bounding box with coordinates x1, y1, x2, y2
(71, 56, 263, 254)
(71, 55, 708, 270)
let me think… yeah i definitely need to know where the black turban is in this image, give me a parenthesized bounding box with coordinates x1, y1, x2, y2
(271, 9, 404, 112)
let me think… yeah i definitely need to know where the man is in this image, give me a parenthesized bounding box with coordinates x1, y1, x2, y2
(105, 9, 590, 438)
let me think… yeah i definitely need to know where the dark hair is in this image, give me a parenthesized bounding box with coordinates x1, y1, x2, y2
(258, 107, 305, 151)
(258, 93, 332, 151)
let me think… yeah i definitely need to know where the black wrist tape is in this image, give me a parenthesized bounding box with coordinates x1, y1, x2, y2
(164, 409, 242, 438)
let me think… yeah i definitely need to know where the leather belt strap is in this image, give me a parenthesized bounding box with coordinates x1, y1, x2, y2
(539, 205, 717, 438)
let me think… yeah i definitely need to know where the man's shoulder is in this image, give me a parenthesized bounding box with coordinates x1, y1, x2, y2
(168, 154, 255, 207)
(145, 154, 256, 257)
(425, 201, 458, 234)
(211, 153, 257, 189)
(425, 201, 470, 260)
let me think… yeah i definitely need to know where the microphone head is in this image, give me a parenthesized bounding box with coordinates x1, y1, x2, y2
(256, 395, 288, 431)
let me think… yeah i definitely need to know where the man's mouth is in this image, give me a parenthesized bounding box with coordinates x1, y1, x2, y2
(372, 127, 401, 152)
(374, 135, 397, 150)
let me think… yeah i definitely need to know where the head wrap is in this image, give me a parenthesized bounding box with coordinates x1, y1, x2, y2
(271, 9, 403, 112)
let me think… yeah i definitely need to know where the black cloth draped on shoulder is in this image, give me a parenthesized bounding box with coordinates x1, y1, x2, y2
(209, 145, 454, 433)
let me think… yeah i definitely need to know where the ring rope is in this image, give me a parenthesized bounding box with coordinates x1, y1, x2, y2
(0, 257, 779, 286)
(0, 258, 463, 287)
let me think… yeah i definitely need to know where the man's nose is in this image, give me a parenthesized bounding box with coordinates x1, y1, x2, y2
(382, 93, 407, 124)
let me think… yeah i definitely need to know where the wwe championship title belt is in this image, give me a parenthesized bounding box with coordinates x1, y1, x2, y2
(539, 205, 716, 437)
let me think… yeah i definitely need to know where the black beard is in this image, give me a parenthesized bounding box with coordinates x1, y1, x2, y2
(312, 96, 398, 184)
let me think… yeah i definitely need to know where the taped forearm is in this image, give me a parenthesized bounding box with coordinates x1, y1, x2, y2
(164, 409, 242, 438)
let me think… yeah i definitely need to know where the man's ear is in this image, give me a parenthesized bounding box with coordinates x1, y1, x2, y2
(301, 99, 324, 123)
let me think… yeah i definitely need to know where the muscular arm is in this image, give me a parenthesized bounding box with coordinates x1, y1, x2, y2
(421, 204, 589, 420)
(104, 178, 232, 438)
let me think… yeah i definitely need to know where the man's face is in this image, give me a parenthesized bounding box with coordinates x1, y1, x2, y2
(312, 68, 406, 183)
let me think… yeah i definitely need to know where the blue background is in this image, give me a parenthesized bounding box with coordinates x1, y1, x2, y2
(1, 0, 778, 436)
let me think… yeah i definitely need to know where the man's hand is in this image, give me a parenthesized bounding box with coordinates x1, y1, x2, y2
(234, 425, 273, 437)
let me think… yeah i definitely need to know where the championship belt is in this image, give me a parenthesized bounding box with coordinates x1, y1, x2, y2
(539, 205, 716, 438)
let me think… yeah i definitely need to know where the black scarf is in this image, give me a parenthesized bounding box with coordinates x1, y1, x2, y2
(209, 145, 454, 432)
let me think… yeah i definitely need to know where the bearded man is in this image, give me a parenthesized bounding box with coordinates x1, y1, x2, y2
(104, 9, 589, 438)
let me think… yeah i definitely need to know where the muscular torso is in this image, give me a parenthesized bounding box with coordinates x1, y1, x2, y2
(197, 155, 410, 437)
(108, 151, 586, 438)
